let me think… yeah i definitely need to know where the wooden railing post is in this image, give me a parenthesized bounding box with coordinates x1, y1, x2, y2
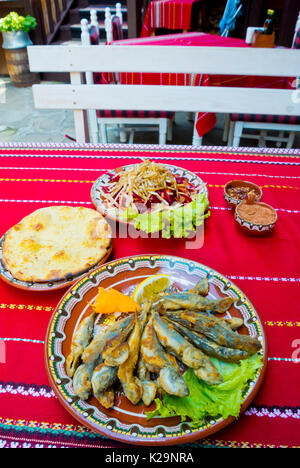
(24, 0, 46, 45)
(24, 0, 76, 45)
(126, 0, 149, 38)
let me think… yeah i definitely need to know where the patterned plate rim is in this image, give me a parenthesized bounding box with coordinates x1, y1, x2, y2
(45, 254, 268, 446)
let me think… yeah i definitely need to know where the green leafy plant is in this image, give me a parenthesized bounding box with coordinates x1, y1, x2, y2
(0, 12, 37, 33)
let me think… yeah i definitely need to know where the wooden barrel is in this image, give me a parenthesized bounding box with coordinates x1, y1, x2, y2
(4, 47, 40, 88)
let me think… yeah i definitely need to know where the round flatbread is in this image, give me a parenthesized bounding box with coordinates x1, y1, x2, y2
(2, 206, 112, 283)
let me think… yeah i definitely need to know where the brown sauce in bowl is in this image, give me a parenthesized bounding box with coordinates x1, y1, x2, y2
(237, 203, 276, 225)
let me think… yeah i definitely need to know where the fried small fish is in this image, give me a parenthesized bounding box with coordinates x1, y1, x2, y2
(190, 276, 210, 296)
(159, 293, 234, 314)
(95, 387, 115, 409)
(66, 312, 97, 378)
(224, 317, 244, 330)
(103, 342, 130, 366)
(82, 315, 134, 364)
(117, 304, 149, 406)
(153, 312, 222, 385)
(167, 310, 261, 354)
(118, 317, 143, 405)
(137, 356, 157, 406)
(73, 362, 95, 400)
(172, 322, 252, 363)
(141, 318, 178, 373)
(157, 367, 189, 397)
(141, 318, 189, 397)
(91, 363, 118, 397)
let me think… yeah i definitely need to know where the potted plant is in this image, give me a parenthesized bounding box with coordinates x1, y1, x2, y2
(0, 12, 39, 88)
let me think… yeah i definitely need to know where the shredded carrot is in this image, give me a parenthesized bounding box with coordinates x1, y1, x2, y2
(93, 287, 141, 315)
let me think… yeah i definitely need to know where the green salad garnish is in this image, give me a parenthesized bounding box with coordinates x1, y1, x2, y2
(122, 192, 210, 239)
(146, 353, 263, 427)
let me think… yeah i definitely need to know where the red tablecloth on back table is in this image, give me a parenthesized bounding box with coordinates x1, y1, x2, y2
(106, 33, 294, 138)
(0, 142, 299, 448)
(141, 0, 198, 37)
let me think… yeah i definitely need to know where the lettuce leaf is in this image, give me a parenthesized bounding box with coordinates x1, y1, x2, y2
(146, 353, 263, 427)
(121, 192, 210, 239)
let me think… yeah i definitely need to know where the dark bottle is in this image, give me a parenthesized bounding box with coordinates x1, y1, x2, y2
(263, 9, 275, 34)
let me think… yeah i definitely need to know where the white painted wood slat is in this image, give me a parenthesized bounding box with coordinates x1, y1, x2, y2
(27, 45, 300, 77)
(32, 84, 300, 116)
(28, 44, 300, 144)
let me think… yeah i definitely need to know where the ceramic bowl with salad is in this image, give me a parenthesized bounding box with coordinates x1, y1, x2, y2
(91, 160, 210, 238)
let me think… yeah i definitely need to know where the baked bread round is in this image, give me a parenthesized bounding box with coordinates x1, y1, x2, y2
(2, 206, 112, 283)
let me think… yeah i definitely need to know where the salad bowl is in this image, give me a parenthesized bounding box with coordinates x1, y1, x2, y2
(91, 163, 209, 238)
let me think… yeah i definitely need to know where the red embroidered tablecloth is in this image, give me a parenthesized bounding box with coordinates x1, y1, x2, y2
(105, 32, 293, 138)
(0, 142, 300, 449)
(141, 0, 198, 37)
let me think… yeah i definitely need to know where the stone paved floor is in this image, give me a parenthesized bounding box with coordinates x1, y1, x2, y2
(0, 76, 299, 148)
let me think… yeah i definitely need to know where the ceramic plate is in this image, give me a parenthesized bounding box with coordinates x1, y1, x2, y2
(45, 255, 267, 446)
(0, 234, 113, 292)
(90, 164, 208, 224)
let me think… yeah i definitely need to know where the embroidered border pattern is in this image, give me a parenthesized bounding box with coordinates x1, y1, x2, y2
(0, 178, 299, 191)
(0, 415, 299, 449)
(1, 166, 300, 180)
(0, 141, 300, 158)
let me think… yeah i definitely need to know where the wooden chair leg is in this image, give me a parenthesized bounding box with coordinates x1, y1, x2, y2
(99, 122, 108, 144)
(232, 121, 244, 147)
(88, 109, 99, 144)
(287, 131, 296, 149)
(223, 114, 230, 142)
(259, 130, 267, 147)
(167, 119, 173, 141)
(129, 128, 135, 144)
(119, 125, 127, 143)
(276, 131, 284, 148)
(227, 121, 235, 146)
(159, 119, 167, 145)
(192, 113, 202, 146)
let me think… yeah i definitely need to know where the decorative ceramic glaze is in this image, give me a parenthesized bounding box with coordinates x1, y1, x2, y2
(224, 180, 262, 208)
(2, 31, 33, 49)
(0, 234, 113, 291)
(45, 255, 267, 446)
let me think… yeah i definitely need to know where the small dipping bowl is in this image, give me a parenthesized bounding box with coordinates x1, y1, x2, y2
(235, 194, 277, 236)
(224, 180, 262, 208)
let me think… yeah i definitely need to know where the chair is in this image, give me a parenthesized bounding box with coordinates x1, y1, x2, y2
(82, 7, 174, 145)
(224, 14, 300, 148)
(28, 45, 300, 146)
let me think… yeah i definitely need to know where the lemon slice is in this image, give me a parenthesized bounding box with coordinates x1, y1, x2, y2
(132, 274, 173, 305)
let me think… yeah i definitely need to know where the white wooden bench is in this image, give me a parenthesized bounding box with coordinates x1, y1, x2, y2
(28, 45, 300, 145)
